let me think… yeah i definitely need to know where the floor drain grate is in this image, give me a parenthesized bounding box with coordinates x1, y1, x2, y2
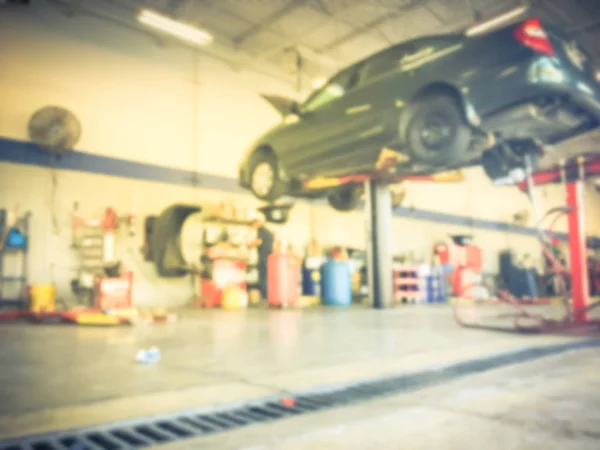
(2, 339, 598, 449)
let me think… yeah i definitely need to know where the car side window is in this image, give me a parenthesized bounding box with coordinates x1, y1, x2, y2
(301, 70, 353, 113)
(358, 45, 411, 86)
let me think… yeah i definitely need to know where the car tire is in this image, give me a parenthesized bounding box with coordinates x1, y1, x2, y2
(401, 95, 471, 166)
(249, 151, 287, 202)
(327, 183, 363, 212)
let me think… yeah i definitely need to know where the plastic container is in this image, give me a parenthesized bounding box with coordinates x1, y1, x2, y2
(267, 252, 299, 307)
(321, 260, 352, 306)
(6, 228, 26, 248)
(221, 286, 248, 310)
(30, 284, 56, 312)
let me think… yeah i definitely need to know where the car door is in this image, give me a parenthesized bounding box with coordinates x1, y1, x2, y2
(360, 38, 465, 136)
(326, 44, 417, 172)
(298, 63, 383, 177)
(277, 67, 366, 179)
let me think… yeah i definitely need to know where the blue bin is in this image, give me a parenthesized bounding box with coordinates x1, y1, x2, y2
(6, 228, 26, 248)
(425, 275, 447, 303)
(321, 260, 352, 306)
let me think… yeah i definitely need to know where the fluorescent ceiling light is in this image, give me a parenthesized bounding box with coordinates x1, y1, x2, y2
(138, 9, 213, 46)
(466, 6, 529, 37)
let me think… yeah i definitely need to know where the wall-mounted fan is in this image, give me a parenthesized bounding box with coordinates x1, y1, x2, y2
(27, 106, 81, 154)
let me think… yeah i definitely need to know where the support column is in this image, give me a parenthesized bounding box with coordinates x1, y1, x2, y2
(364, 180, 393, 309)
(566, 180, 590, 322)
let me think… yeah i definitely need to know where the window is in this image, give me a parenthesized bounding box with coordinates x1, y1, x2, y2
(301, 69, 354, 112)
(359, 45, 411, 85)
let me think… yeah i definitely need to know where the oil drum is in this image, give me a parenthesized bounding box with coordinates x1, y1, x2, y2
(321, 260, 352, 306)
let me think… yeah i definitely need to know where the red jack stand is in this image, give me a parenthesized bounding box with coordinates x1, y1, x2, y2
(566, 180, 590, 323)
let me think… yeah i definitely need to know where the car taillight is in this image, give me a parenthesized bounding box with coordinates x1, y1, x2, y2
(514, 18, 555, 56)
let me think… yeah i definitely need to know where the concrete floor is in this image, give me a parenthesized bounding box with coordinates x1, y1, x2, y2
(177, 348, 600, 450)
(0, 306, 596, 445)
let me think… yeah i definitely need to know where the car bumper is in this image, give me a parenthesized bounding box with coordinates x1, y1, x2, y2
(478, 56, 600, 142)
(527, 56, 600, 118)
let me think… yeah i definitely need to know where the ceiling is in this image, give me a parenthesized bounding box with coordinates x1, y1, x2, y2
(52, 0, 600, 90)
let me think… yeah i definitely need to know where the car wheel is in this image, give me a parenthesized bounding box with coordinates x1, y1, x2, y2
(327, 183, 363, 212)
(402, 95, 471, 166)
(249, 152, 287, 202)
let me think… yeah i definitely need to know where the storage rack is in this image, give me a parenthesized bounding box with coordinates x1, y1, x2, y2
(393, 263, 448, 304)
(195, 215, 259, 307)
(393, 264, 425, 304)
(0, 211, 30, 309)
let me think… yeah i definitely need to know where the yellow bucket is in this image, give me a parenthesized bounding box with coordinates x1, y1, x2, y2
(222, 287, 248, 310)
(30, 284, 56, 312)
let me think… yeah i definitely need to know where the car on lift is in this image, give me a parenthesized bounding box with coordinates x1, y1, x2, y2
(238, 16, 600, 211)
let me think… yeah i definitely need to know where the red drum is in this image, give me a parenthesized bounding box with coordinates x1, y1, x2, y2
(267, 252, 299, 307)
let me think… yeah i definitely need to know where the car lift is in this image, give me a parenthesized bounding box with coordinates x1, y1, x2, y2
(302, 149, 464, 309)
(301, 145, 600, 328)
(454, 155, 600, 334)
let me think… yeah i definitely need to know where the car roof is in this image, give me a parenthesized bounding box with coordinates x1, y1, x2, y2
(334, 33, 465, 77)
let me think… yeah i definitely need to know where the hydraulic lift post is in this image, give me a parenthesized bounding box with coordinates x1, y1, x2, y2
(566, 179, 590, 322)
(364, 179, 394, 309)
(520, 156, 600, 323)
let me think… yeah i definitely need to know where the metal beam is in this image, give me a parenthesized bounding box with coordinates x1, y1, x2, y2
(248, 0, 369, 70)
(233, 0, 306, 46)
(319, 0, 430, 53)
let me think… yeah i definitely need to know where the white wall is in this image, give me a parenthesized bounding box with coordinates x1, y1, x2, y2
(0, 2, 294, 176)
(1, 2, 599, 306)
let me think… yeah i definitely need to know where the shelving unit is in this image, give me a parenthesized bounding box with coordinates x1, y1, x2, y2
(194, 214, 259, 307)
(393, 263, 448, 304)
(0, 212, 30, 309)
(393, 264, 425, 304)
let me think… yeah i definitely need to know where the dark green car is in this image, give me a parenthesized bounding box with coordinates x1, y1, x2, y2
(239, 16, 600, 211)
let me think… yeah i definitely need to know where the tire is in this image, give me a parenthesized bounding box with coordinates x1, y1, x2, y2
(248, 151, 287, 202)
(327, 183, 363, 212)
(401, 94, 471, 166)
